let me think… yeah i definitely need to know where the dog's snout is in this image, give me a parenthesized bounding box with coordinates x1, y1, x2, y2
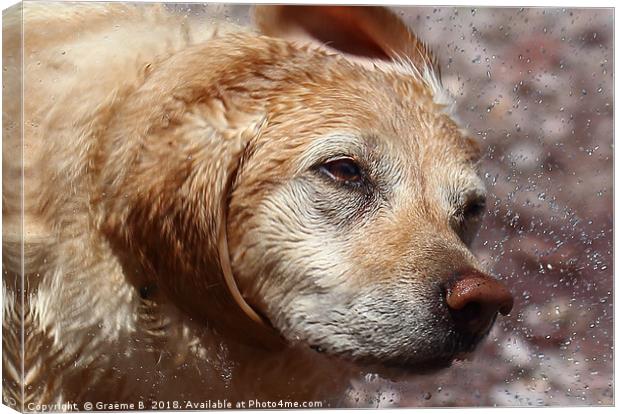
(445, 270, 514, 335)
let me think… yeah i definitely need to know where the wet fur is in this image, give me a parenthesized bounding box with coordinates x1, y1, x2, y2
(3, 2, 487, 408)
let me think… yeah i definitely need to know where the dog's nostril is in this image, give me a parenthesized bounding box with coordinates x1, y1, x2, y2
(445, 272, 514, 335)
(456, 301, 481, 322)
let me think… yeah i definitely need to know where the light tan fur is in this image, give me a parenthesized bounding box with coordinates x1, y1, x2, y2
(3, 2, 493, 409)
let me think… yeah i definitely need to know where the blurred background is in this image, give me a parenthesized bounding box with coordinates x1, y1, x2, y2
(174, 3, 614, 407)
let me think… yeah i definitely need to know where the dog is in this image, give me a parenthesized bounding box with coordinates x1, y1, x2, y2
(2, 2, 514, 408)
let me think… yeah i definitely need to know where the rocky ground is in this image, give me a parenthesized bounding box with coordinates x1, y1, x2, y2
(174, 4, 614, 407)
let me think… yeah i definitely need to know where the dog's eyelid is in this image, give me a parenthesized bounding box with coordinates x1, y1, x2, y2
(311, 148, 368, 168)
(323, 154, 357, 163)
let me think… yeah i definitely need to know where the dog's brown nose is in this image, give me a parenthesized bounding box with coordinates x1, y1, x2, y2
(445, 271, 514, 335)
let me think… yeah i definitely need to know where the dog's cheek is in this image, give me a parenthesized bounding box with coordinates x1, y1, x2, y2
(228, 179, 457, 361)
(228, 181, 356, 324)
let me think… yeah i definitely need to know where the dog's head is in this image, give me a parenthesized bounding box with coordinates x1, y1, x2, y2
(102, 5, 513, 370)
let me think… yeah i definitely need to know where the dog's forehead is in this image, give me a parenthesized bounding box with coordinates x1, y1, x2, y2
(306, 63, 481, 162)
(236, 46, 483, 194)
(291, 79, 482, 174)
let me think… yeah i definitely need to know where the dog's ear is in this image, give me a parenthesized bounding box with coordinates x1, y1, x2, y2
(98, 49, 284, 349)
(254, 5, 436, 71)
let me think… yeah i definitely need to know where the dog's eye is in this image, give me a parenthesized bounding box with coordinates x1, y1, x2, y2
(462, 198, 486, 219)
(454, 197, 486, 246)
(319, 157, 363, 185)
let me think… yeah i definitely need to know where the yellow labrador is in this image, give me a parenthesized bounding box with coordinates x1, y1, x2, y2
(2, 3, 513, 408)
